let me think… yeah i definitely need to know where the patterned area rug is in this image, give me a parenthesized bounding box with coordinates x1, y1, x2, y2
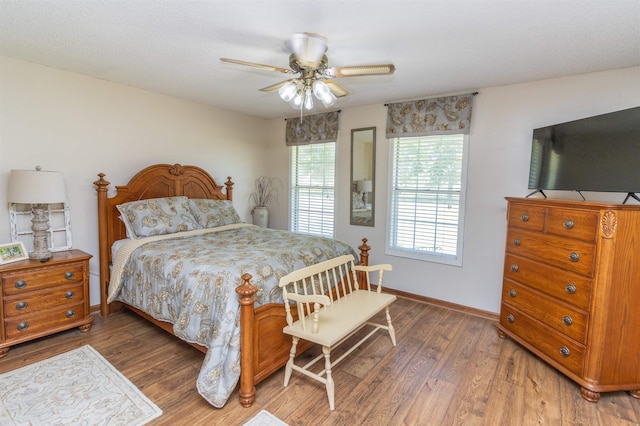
(244, 409, 289, 426)
(0, 345, 162, 426)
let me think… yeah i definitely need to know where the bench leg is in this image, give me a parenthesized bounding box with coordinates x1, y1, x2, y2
(323, 345, 335, 410)
(284, 336, 299, 387)
(385, 306, 397, 346)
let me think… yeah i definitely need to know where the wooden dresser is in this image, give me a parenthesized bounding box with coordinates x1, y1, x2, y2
(0, 249, 93, 357)
(497, 197, 640, 402)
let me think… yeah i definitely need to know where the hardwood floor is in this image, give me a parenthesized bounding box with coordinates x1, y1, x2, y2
(2, 297, 638, 425)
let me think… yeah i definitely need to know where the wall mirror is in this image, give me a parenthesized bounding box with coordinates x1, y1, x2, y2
(350, 127, 376, 226)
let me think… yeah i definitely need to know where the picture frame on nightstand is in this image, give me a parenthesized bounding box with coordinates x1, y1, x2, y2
(0, 241, 28, 265)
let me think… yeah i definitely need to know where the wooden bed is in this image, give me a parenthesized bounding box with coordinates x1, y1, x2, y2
(94, 163, 370, 407)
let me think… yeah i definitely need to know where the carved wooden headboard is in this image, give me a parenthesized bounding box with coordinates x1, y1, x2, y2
(94, 163, 234, 315)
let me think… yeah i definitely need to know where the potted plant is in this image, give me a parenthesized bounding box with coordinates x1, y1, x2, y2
(249, 176, 283, 227)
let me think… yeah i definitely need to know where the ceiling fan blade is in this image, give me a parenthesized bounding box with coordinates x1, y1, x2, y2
(288, 32, 328, 68)
(259, 78, 300, 92)
(324, 80, 350, 97)
(325, 64, 396, 78)
(220, 57, 294, 74)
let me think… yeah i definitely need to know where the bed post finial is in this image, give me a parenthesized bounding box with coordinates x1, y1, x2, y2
(358, 238, 370, 266)
(236, 273, 258, 407)
(225, 176, 234, 201)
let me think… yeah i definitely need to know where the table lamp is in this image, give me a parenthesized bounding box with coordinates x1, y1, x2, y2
(7, 167, 67, 260)
(357, 180, 373, 204)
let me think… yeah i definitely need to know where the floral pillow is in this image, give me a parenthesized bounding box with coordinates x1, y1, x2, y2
(188, 199, 242, 228)
(116, 196, 200, 238)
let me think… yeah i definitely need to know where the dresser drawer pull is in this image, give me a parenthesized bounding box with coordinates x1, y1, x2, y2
(64, 271, 75, 280)
(569, 252, 580, 262)
(15, 280, 27, 289)
(511, 264, 519, 273)
(507, 314, 515, 323)
(509, 289, 517, 298)
(66, 310, 76, 318)
(564, 219, 575, 230)
(65, 290, 75, 299)
(17, 321, 29, 331)
(559, 346, 570, 357)
(16, 301, 28, 310)
(513, 238, 521, 247)
(565, 284, 577, 294)
(521, 214, 529, 222)
(563, 315, 573, 326)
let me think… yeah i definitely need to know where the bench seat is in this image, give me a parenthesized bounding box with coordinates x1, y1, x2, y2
(278, 254, 396, 410)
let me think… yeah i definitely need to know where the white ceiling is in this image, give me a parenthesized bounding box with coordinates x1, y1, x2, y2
(1, 1, 639, 119)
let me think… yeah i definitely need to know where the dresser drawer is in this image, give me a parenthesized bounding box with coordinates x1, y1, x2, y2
(507, 204, 546, 232)
(503, 254, 592, 309)
(502, 281, 588, 343)
(506, 229, 595, 276)
(546, 208, 599, 242)
(3, 283, 84, 318)
(4, 301, 86, 339)
(500, 305, 585, 376)
(2, 263, 84, 296)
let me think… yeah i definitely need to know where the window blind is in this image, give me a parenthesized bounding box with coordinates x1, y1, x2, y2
(290, 142, 336, 237)
(389, 134, 465, 262)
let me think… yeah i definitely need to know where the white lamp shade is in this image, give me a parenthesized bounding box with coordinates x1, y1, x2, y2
(357, 180, 373, 193)
(7, 169, 67, 204)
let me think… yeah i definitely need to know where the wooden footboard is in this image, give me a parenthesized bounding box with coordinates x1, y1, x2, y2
(94, 163, 369, 408)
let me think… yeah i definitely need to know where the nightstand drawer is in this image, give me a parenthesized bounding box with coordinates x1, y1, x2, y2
(502, 281, 588, 343)
(3, 283, 84, 318)
(503, 254, 592, 309)
(546, 208, 599, 242)
(4, 301, 86, 339)
(506, 229, 595, 276)
(500, 305, 585, 376)
(2, 263, 84, 296)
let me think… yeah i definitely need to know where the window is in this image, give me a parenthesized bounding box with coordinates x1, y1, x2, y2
(290, 142, 336, 237)
(387, 134, 468, 265)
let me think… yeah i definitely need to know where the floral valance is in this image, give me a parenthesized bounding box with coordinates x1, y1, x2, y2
(285, 111, 340, 146)
(386, 93, 474, 138)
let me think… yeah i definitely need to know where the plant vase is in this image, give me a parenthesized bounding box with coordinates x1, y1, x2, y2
(252, 207, 269, 228)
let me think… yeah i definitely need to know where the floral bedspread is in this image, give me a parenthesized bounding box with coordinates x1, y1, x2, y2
(108, 224, 357, 407)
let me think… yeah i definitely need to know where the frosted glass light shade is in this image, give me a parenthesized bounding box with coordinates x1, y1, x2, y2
(7, 169, 67, 204)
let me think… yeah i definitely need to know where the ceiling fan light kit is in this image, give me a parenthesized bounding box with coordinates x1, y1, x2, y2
(221, 32, 395, 112)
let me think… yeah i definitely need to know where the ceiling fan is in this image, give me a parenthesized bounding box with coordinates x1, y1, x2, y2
(220, 32, 395, 111)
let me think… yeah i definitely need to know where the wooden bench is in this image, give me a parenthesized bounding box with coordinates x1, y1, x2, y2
(278, 254, 396, 410)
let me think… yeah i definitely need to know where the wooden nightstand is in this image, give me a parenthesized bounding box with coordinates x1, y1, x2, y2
(0, 249, 93, 357)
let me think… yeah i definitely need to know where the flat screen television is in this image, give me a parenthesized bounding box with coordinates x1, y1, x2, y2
(527, 106, 640, 202)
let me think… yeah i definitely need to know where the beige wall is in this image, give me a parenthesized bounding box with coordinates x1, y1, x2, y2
(0, 57, 269, 306)
(2, 55, 639, 314)
(265, 66, 640, 313)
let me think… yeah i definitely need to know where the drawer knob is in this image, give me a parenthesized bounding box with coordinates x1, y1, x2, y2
(509, 289, 517, 298)
(565, 284, 577, 294)
(507, 314, 515, 323)
(64, 271, 75, 280)
(564, 219, 575, 230)
(569, 252, 580, 262)
(17, 321, 29, 331)
(511, 264, 519, 273)
(65, 290, 75, 299)
(15, 280, 27, 289)
(66, 310, 76, 318)
(521, 214, 529, 222)
(513, 238, 521, 247)
(16, 301, 28, 311)
(559, 346, 570, 357)
(563, 315, 573, 326)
